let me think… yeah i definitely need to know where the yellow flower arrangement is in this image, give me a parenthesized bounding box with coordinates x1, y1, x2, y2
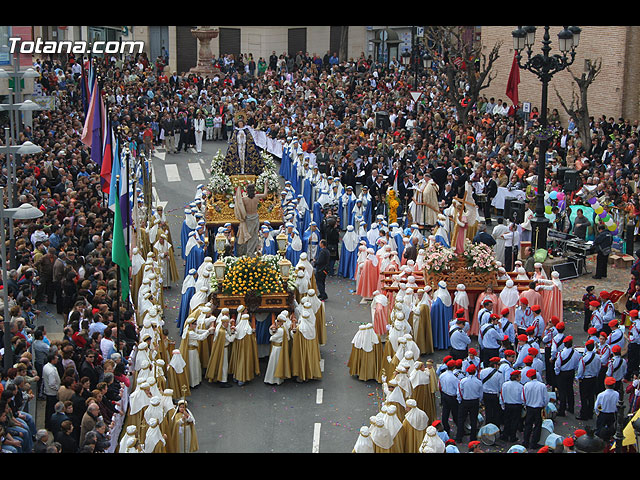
(221, 256, 286, 296)
(386, 188, 400, 224)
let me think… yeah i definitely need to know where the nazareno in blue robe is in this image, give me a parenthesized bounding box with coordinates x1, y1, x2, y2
(430, 292, 453, 350)
(338, 227, 359, 280)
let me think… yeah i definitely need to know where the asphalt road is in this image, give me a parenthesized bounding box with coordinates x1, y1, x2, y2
(36, 137, 610, 453)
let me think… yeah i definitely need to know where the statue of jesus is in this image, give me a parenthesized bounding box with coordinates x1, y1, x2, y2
(234, 182, 268, 257)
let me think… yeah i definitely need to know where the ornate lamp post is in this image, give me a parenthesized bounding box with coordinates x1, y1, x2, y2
(511, 26, 581, 251)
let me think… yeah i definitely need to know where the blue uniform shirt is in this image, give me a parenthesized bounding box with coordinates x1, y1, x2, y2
(439, 370, 460, 397)
(554, 347, 580, 375)
(523, 379, 549, 408)
(479, 366, 504, 395)
(457, 375, 483, 402)
(576, 350, 602, 379)
(595, 388, 620, 414)
(500, 379, 524, 406)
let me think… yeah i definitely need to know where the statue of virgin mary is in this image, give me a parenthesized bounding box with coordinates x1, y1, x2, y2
(223, 111, 264, 175)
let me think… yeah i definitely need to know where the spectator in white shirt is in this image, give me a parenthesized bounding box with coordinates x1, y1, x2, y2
(42, 354, 61, 431)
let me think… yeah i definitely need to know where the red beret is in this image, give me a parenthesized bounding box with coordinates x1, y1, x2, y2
(605, 376, 616, 386)
(589, 300, 601, 308)
(550, 315, 560, 324)
(588, 327, 597, 335)
(519, 297, 528, 305)
(489, 357, 501, 364)
(630, 310, 639, 318)
(446, 439, 456, 445)
(510, 369, 521, 377)
(574, 429, 587, 438)
(456, 308, 465, 317)
(443, 355, 453, 362)
(517, 334, 528, 342)
(526, 369, 537, 378)
(466, 364, 476, 374)
(526, 326, 535, 334)
(612, 345, 622, 354)
(503, 335, 510, 341)
(556, 322, 566, 330)
(532, 305, 541, 312)
(585, 339, 595, 346)
(537, 445, 550, 453)
(432, 420, 441, 427)
(608, 319, 618, 328)
(600, 291, 610, 299)
(483, 298, 493, 304)
(501, 307, 510, 316)
(563, 336, 573, 344)
(563, 437, 574, 447)
(468, 440, 481, 449)
(469, 348, 478, 356)
(455, 359, 463, 367)
(456, 317, 468, 323)
(600, 332, 608, 338)
(524, 355, 534, 364)
(446, 360, 456, 368)
(527, 347, 539, 356)
(505, 349, 516, 357)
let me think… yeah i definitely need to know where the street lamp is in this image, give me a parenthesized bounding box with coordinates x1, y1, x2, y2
(1, 190, 43, 370)
(511, 25, 581, 252)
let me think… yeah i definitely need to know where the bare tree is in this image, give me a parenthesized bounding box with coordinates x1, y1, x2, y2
(554, 58, 602, 156)
(423, 26, 502, 126)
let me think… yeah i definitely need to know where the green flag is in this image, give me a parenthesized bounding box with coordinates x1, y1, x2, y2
(112, 177, 131, 302)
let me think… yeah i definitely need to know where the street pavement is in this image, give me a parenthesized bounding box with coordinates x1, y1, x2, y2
(34, 137, 616, 453)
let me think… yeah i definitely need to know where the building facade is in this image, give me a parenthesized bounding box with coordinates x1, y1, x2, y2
(479, 26, 640, 124)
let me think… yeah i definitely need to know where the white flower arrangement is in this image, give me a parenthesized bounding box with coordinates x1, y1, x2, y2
(208, 150, 233, 195)
(255, 151, 280, 193)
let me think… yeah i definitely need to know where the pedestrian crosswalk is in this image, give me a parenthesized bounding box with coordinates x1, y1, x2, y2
(150, 148, 209, 184)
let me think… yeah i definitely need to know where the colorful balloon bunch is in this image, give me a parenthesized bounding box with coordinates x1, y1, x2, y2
(588, 196, 618, 235)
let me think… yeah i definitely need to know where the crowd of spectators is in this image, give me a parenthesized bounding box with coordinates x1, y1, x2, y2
(0, 43, 639, 452)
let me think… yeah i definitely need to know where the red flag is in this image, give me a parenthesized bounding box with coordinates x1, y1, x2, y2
(506, 52, 520, 106)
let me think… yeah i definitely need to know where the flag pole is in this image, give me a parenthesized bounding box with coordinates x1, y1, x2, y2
(115, 174, 122, 358)
(126, 142, 131, 254)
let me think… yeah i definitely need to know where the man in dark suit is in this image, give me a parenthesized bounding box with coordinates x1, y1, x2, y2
(398, 173, 414, 214)
(177, 111, 192, 152)
(593, 223, 613, 279)
(314, 239, 331, 300)
(473, 223, 497, 248)
(432, 161, 448, 194)
(483, 173, 498, 225)
(403, 236, 419, 264)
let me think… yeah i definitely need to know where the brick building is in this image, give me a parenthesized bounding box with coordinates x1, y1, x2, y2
(479, 26, 640, 125)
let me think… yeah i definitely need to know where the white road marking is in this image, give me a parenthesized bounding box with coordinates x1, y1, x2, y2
(320, 359, 324, 372)
(165, 164, 181, 182)
(316, 388, 323, 404)
(153, 151, 166, 161)
(312, 423, 321, 453)
(188, 162, 205, 181)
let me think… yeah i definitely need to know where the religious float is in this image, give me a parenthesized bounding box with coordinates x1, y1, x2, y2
(208, 253, 295, 313)
(422, 239, 498, 290)
(205, 149, 283, 228)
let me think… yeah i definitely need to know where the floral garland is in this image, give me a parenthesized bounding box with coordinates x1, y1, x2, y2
(461, 239, 498, 272)
(208, 150, 233, 195)
(255, 151, 280, 193)
(423, 241, 455, 273)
